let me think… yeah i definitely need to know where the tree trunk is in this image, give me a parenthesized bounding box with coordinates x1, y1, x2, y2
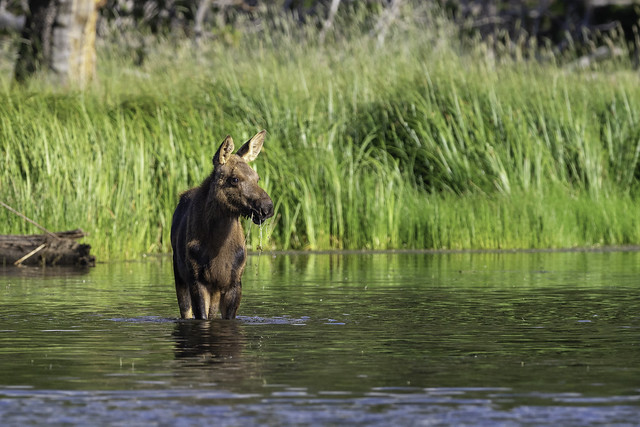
(319, 0, 341, 43)
(194, 0, 212, 47)
(14, 0, 103, 86)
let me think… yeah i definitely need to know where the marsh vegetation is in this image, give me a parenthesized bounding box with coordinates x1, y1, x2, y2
(1, 2, 640, 258)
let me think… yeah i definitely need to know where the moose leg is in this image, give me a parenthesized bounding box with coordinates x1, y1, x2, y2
(173, 256, 193, 319)
(208, 290, 221, 319)
(176, 283, 193, 319)
(191, 282, 211, 319)
(220, 282, 242, 319)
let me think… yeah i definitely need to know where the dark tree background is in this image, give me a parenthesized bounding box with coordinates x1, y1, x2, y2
(1, 0, 639, 83)
(7, 0, 103, 85)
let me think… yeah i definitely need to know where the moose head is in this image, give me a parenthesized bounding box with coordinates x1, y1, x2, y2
(211, 130, 274, 225)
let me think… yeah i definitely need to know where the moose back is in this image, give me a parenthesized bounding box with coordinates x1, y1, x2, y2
(170, 130, 274, 319)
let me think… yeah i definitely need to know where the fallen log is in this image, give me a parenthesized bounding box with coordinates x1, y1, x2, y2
(0, 229, 96, 267)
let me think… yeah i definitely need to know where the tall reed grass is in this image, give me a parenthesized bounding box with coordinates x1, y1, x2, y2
(1, 4, 640, 258)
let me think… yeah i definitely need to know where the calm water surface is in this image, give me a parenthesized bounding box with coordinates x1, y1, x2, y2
(1, 251, 639, 425)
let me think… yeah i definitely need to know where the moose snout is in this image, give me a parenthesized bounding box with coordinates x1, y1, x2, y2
(252, 196, 274, 224)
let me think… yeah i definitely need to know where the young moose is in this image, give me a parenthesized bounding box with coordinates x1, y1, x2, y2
(171, 130, 274, 319)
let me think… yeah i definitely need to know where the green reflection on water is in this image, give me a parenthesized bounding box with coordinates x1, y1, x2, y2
(0, 251, 639, 401)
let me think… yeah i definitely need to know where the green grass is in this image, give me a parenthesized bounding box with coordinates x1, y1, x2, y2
(1, 4, 640, 259)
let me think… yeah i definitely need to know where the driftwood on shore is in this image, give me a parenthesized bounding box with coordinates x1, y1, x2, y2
(0, 229, 96, 267)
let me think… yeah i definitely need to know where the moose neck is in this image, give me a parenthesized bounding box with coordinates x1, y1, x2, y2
(198, 176, 244, 244)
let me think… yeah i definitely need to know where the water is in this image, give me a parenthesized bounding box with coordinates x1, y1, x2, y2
(1, 251, 639, 425)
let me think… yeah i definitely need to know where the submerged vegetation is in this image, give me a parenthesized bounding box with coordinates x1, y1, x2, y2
(1, 3, 640, 259)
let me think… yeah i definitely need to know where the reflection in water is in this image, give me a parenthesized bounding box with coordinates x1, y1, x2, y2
(170, 319, 266, 392)
(1, 251, 640, 425)
(0, 265, 92, 278)
(172, 320, 245, 362)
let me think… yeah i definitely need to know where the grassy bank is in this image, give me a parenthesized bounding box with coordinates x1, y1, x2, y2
(1, 5, 640, 259)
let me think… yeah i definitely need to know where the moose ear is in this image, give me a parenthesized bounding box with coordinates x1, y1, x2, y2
(236, 130, 266, 162)
(213, 135, 234, 166)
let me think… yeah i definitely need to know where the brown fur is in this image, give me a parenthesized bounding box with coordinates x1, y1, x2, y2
(171, 131, 273, 319)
